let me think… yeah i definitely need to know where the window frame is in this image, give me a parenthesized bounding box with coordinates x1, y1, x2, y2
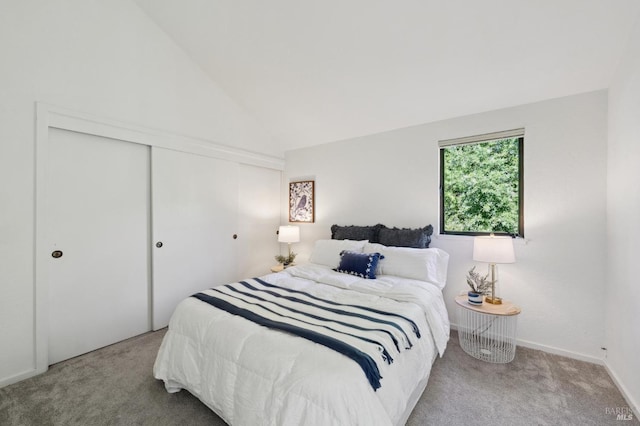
(438, 130, 524, 238)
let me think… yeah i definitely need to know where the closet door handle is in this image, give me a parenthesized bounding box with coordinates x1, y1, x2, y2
(232, 234, 238, 240)
(156, 242, 163, 248)
(51, 250, 63, 258)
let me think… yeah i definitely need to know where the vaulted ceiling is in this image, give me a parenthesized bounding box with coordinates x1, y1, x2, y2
(134, 0, 640, 152)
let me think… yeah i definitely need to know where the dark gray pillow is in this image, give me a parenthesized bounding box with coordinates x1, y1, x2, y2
(378, 225, 433, 248)
(331, 224, 382, 242)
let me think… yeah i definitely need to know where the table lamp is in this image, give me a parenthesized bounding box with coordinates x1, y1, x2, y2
(278, 225, 300, 258)
(473, 234, 515, 304)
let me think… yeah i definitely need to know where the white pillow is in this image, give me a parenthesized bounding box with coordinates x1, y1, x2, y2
(364, 243, 450, 289)
(309, 239, 368, 268)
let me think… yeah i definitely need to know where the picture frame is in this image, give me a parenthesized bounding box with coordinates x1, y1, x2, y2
(289, 180, 315, 223)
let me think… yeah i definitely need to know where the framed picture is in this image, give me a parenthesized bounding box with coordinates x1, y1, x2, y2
(289, 180, 315, 223)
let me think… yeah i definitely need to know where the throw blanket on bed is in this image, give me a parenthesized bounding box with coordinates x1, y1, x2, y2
(192, 278, 421, 390)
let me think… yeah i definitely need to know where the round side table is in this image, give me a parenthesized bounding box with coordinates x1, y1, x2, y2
(270, 264, 285, 273)
(454, 294, 521, 363)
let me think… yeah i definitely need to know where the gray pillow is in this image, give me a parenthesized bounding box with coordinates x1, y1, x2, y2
(330, 224, 382, 242)
(378, 225, 433, 248)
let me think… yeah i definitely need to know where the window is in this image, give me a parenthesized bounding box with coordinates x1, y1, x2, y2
(439, 129, 524, 237)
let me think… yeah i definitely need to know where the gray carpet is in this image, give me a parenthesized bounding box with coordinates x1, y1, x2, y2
(0, 329, 635, 426)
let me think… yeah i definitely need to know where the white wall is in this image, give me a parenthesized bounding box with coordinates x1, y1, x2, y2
(606, 17, 640, 413)
(285, 90, 608, 362)
(0, 0, 279, 386)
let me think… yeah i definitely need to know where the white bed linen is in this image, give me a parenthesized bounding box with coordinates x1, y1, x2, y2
(153, 263, 449, 426)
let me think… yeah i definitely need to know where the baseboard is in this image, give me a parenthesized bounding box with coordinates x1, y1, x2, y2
(450, 323, 604, 365)
(604, 361, 639, 417)
(515, 338, 604, 365)
(0, 366, 46, 389)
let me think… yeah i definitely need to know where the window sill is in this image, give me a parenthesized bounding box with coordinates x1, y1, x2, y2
(434, 233, 529, 245)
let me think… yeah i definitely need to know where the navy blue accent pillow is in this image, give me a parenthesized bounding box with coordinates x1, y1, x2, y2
(334, 250, 384, 279)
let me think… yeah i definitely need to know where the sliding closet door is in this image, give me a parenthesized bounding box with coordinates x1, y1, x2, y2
(152, 147, 239, 330)
(236, 164, 281, 278)
(47, 129, 150, 365)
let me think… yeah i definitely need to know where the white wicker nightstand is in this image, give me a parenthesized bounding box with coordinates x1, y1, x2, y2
(454, 294, 521, 363)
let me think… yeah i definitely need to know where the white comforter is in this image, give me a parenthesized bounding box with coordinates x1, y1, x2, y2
(153, 263, 450, 426)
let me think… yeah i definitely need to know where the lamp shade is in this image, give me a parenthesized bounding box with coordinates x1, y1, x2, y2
(278, 226, 300, 243)
(473, 235, 515, 264)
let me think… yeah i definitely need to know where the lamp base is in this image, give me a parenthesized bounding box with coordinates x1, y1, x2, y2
(485, 296, 503, 305)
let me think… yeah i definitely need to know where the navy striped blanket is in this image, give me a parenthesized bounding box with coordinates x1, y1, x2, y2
(192, 278, 421, 390)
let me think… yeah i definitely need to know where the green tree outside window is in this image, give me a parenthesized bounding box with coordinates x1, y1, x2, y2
(440, 136, 523, 236)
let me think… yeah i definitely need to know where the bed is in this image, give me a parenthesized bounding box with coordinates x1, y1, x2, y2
(154, 225, 450, 425)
